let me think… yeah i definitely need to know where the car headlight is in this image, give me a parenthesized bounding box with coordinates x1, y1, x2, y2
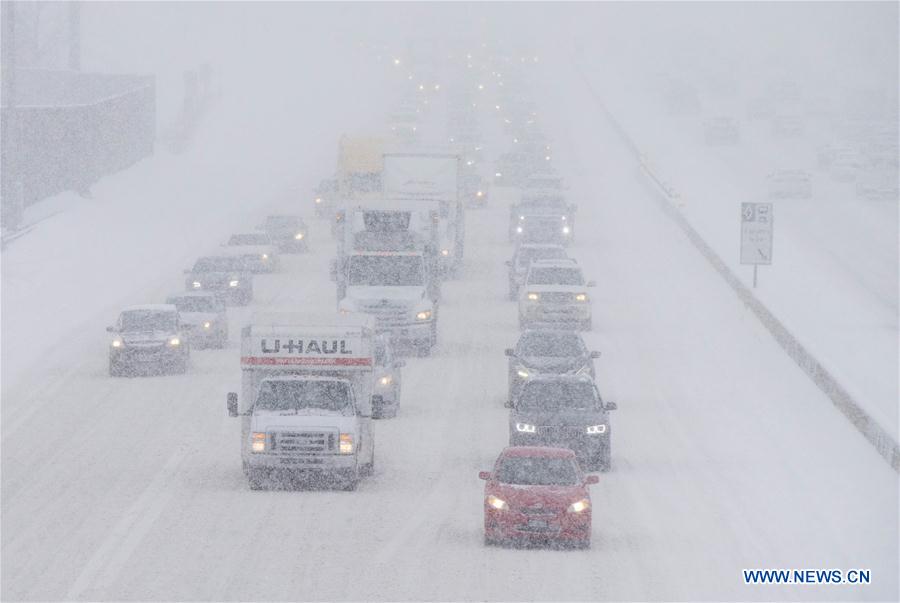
(251, 432, 266, 453)
(294, 232, 305, 240)
(519, 215, 525, 220)
(168, 337, 181, 347)
(561, 215, 567, 221)
(261, 253, 269, 260)
(203, 321, 212, 329)
(516, 366, 530, 379)
(575, 293, 588, 302)
(229, 280, 239, 287)
(339, 433, 354, 454)
(515, 422, 536, 433)
(379, 375, 393, 386)
(192, 281, 202, 289)
(586, 424, 607, 435)
(416, 310, 432, 321)
(562, 226, 571, 234)
(495, 172, 502, 178)
(568, 498, 590, 513)
(527, 292, 539, 301)
(476, 190, 484, 197)
(315, 197, 322, 204)
(516, 226, 523, 233)
(111, 339, 123, 348)
(486, 495, 508, 510)
(441, 249, 450, 256)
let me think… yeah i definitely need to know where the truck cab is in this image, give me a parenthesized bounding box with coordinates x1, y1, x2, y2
(337, 251, 439, 356)
(226, 313, 377, 490)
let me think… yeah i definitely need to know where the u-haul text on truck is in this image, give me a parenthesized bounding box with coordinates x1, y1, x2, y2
(227, 313, 376, 490)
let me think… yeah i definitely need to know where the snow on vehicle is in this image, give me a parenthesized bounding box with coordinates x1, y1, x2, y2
(372, 334, 404, 418)
(337, 251, 439, 356)
(767, 170, 812, 199)
(505, 329, 600, 402)
(185, 255, 254, 305)
(262, 214, 308, 253)
(506, 375, 617, 471)
(506, 243, 568, 300)
(107, 304, 190, 376)
(313, 177, 339, 217)
(509, 192, 576, 245)
(382, 149, 465, 276)
(221, 237, 279, 273)
(479, 446, 599, 548)
(165, 292, 228, 349)
(226, 312, 377, 490)
(518, 259, 594, 331)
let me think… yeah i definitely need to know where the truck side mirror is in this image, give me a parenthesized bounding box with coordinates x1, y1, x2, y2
(504, 348, 514, 356)
(590, 351, 601, 358)
(585, 475, 599, 485)
(478, 471, 492, 481)
(227, 392, 238, 417)
(504, 399, 514, 409)
(605, 401, 617, 411)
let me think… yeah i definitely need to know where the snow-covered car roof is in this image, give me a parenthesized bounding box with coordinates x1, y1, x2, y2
(165, 291, 221, 300)
(530, 258, 579, 268)
(121, 304, 177, 313)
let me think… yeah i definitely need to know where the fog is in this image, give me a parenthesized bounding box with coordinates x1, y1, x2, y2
(2, 2, 897, 601)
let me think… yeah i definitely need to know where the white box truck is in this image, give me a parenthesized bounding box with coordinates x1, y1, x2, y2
(226, 313, 377, 490)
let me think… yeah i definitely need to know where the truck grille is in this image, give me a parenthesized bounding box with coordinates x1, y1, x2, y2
(537, 425, 585, 439)
(539, 291, 574, 303)
(359, 301, 410, 327)
(272, 431, 335, 455)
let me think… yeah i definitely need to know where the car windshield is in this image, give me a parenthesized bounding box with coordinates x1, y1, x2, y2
(228, 233, 269, 245)
(349, 255, 425, 286)
(528, 267, 583, 286)
(120, 310, 176, 332)
(518, 381, 599, 412)
(496, 456, 578, 486)
(192, 257, 246, 272)
(518, 332, 584, 357)
(517, 247, 566, 267)
(255, 380, 354, 414)
(520, 197, 565, 210)
(167, 296, 221, 313)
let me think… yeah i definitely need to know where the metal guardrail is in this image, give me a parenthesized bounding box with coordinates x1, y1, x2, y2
(576, 63, 900, 472)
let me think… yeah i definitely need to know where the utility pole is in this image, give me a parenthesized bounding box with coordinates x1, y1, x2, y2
(2, 0, 24, 230)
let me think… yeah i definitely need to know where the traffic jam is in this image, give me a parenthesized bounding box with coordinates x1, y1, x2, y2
(103, 45, 612, 549)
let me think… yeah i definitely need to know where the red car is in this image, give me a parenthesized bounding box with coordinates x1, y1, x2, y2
(479, 446, 599, 548)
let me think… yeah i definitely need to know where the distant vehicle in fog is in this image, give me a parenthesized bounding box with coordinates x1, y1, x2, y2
(224, 233, 280, 272)
(509, 193, 576, 245)
(313, 178, 338, 217)
(767, 170, 812, 199)
(703, 117, 740, 145)
(165, 292, 228, 349)
(518, 259, 594, 330)
(505, 329, 600, 402)
(185, 255, 254, 305)
(479, 446, 599, 548)
(262, 214, 309, 253)
(506, 243, 568, 300)
(107, 305, 189, 376)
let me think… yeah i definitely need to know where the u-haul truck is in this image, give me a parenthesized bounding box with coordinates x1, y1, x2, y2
(226, 312, 376, 490)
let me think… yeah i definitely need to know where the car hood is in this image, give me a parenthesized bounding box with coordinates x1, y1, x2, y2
(525, 284, 586, 293)
(517, 355, 587, 373)
(251, 411, 357, 433)
(346, 286, 426, 303)
(188, 270, 249, 280)
(120, 330, 175, 344)
(512, 409, 604, 426)
(489, 482, 588, 510)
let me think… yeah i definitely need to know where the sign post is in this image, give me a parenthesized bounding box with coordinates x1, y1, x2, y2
(740, 202, 773, 288)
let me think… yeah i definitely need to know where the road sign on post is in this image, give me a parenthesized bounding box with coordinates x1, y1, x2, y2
(740, 202, 773, 288)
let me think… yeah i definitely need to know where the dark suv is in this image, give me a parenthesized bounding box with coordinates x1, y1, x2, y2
(507, 375, 616, 471)
(505, 330, 600, 402)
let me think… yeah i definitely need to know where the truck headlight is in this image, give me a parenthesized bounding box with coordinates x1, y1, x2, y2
(168, 337, 181, 347)
(515, 422, 536, 433)
(203, 321, 212, 329)
(251, 432, 266, 453)
(339, 433, 354, 454)
(294, 232, 305, 240)
(416, 310, 432, 321)
(562, 226, 571, 234)
(586, 424, 607, 435)
(516, 226, 523, 233)
(527, 292, 539, 301)
(486, 495, 508, 510)
(229, 280, 239, 287)
(495, 172, 502, 178)
(315, 197, 322, 204)
(111, 339, 123, 348)
(379, 375, 393, 386)
(476, 190, 484, 198)
(192, 281, 202, 289)
(516, 367, 530, 379)
(441, 249, 450, 256)
(568, 498, 590, 513)
(575, 293, 588, 302)
(261, 254, 269, 260)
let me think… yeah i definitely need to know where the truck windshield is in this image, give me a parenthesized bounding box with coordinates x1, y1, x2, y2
(255, 380, 354, 414)
(518, 332, 584, 357)
(518, 381, 599, 412)
(528, 267, 583, 286)
(121, 311, 176, 332)
(192, 257, 246, 272)
(496, 457, 578, 486)
(167, 296, 221, 313)
(349, 255, 425, 286)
